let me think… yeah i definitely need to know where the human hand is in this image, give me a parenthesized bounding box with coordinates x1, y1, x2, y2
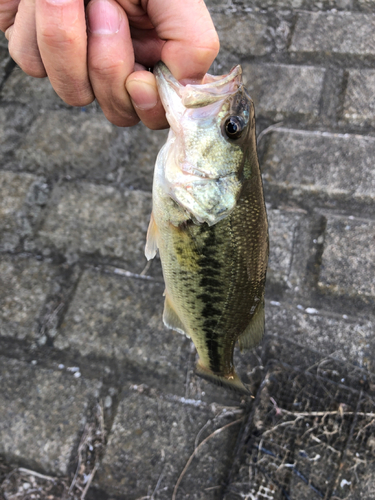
(0, 0, 219, 128)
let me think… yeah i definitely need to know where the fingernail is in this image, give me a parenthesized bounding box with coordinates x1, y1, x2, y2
(88, 0, 121, 34)
(127, 80, 158, 111)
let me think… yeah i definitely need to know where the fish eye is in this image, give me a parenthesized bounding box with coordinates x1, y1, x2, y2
(224, 116, 245, 140)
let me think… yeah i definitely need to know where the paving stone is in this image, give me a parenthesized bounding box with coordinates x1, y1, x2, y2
(54, 268, 190, 383)
(12, 104, 165, 187)
(342, 69, 375, 126)
(358, 0, 375, 12)
(212, 12, 275, 58)
(0, 32, 11, 82)
(95, 388, 240, 499)
(263, 337, 375, 393)
(0, 255, 57, 340)
(0, 171, 48, 251)
(0, 104, 35, 159)
(0, 356, 101, 475)
(1, 67, 66, 107)
(0, 30, 8, 49)
(267, 208, 304, 286)
(318, 215, 375, 298)
(0, 45, 11, 81)
(265, 302, 375, 371)
(206, 0, 354, 11)
(262, 129, 375, 203)
(290, 12, 375, 55)
(1, 67, 103, 116)
(36, 182, 151, 267)
(242, 63, 325, 119)
(15, 110, 125, 179)
(115, 124, 168, 192)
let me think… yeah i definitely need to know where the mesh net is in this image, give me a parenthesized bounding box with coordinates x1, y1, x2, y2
(226, 360, 375, 500)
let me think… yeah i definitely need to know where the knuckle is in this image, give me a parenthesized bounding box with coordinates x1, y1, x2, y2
(8, 41, 46, 77)
(89, 56, 125, 77)
(39, 25, 82, 50)
(0, 20, 10, 33)
(0, 9, 16, 33)
(110, 114, 140, 127)
(98, 95, 139, 127)
(23, 65, 47, 78)
(102, 103, 140, 128)
(57, 88, 94, 107)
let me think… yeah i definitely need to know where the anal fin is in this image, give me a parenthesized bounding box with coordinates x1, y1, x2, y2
(163, 295, 189, 338)
(145, 212, 158, 260)
(238, 300, 265, 351)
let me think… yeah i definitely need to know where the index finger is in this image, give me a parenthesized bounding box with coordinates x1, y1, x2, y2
(35, 0, 94, 106)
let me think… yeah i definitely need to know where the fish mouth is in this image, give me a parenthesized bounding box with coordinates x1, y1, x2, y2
(154, 63, 182, 101)
(154, 62, 243, 110)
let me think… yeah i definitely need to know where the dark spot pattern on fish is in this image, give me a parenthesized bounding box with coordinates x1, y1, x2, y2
(199, 277, 222, 288)
(201, 303, 221, 318)
(174, 245, 184, 256)
(196, 293, 211, 303)
(199, 257, 221, 269)
(205, 333, 221, 373)
(203, 319, 218, 329)
(191, 225, 227, 373)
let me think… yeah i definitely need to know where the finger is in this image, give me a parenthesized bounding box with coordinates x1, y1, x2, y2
(126, 70, 168, 130)
(35, 0, 94, 106)
(135, 0, 220, 82)
(0, 0, 20, 32)
(130, 25, 165, 68)
(6, 0, 46, 77)
(86, 0, 139, 127)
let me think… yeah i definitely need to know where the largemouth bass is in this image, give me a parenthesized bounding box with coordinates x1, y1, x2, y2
(145, 62, 268, 394)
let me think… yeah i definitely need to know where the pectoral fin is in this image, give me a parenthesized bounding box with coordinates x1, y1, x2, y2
(163, 295, 189, 338)
(238, 300, 265, 351)
(145, 213, 159, 260)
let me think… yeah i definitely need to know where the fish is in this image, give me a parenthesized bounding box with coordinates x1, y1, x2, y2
(145, 62, 268, 394)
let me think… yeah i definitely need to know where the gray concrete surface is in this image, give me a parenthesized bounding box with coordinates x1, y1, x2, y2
(0, 1, 374, 499)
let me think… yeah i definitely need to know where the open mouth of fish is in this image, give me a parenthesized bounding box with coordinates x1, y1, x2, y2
(154, 61, 243, 109)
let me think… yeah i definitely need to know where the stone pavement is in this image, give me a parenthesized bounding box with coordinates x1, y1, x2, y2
(0, 1, 375, 499)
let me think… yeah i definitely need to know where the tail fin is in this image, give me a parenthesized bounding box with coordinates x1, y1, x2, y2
(195, 359, 250, 396)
